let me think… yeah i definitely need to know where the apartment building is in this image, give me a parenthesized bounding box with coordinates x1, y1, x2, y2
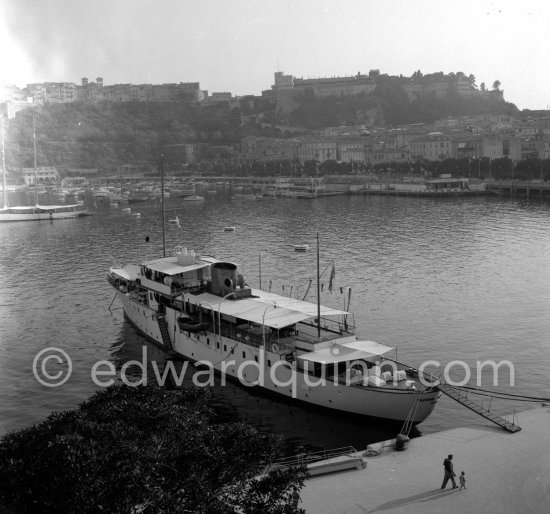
(409, 133, 452, 160)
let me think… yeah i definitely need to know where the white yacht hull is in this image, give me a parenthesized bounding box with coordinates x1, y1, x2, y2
(0, 211, 78, 221)
(0, 205, 81, 222)
(117, 291, 440, 424)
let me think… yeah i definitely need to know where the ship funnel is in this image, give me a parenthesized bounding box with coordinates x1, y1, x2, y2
(210, 262, 238, 296)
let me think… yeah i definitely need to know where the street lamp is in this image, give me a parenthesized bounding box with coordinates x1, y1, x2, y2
(262, 303, 277, 351)
(198, 300, 216, 339)
(217, 293, 236, 342)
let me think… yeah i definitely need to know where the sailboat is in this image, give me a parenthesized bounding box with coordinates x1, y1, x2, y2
(0, 116, 84, 222)
(106, 159, 441, 424)
(179, 181, 204, 202)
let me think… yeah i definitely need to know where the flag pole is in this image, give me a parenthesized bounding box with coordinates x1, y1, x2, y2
(317, 232, 321, 341)
(161, 154, 166, 257)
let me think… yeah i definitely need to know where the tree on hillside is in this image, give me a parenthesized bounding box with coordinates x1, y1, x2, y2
(0, 385, 307, 514)
(480, 82, 486, 91)
(493, 80, 501, 90)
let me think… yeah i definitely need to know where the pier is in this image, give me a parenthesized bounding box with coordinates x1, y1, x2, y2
(299, 406, 550, 514)
(487, 180, 550, 199)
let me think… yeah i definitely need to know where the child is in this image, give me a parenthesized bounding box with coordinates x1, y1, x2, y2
(459, 471, 467, 490)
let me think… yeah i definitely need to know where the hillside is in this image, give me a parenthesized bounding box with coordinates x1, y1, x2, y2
(4, 100, 274, 171)
(3, 71, 520, 170)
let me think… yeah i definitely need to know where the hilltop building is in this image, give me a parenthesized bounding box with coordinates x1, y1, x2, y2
(271, 70, 504, 119)
(1, 77, 206, 112)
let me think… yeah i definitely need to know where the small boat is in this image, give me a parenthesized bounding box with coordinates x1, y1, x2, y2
(130, 212, 141, 217)
(169, 215, 180, 224)
(232, 194, 256, 201)
(121, 207, 131, 212)
(255, 193, 277, 201)
(224, 226, 236, 232)
(182, 195, 204, 202)
(294, 244, 309, 252)
(177, 316, 206, 332)
(127, 196, 150, 203)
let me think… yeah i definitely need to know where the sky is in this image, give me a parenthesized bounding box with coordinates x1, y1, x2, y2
(2, 0, 550, 110)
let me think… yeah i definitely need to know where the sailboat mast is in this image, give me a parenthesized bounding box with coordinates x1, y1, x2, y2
(161, 154, 166, 257)
(317, 232, 321, 341)
(33, 114, 38, 206)
(1, 117, 6, 209)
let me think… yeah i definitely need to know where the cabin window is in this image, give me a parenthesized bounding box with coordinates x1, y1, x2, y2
(242, 351, 246, 358)
(207, 338, 210, 346)
(254, 355, 258, 363)
(216, 342, 220, 349)
(224, 345, 227, 352)
(268, 360, 272, 367)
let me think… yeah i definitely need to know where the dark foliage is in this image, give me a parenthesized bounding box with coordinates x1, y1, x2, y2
(4, 100, 273, 170)
(0, 385, 306, 514)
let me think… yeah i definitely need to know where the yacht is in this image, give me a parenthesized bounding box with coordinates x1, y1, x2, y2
(0, 117, 83, 222)
(107, 246, 441, 424)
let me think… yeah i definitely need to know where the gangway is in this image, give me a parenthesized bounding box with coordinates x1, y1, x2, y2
(438, 384, 521, 433)
(156, 314, 174, 351)
(268, 446, 366, 476)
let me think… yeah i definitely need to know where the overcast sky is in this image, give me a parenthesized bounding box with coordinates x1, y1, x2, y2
(2, 0, 549, 110)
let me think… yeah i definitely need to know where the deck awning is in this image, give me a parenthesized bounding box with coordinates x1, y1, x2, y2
(110, 264, 140, 281)
(250, 289, 349, 317)
(298, 340, 394, 364)
(144, 260, 210, 275)
(342, 340, 394, 356)
(185, 292, 314, 329)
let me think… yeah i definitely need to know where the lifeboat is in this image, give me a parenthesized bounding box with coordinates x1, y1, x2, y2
(177, 316, 205, 332)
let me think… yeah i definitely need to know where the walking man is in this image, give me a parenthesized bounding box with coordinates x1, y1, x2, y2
(441, 454, 458, 489)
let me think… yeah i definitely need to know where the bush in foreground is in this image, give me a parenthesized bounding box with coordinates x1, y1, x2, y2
(0, 385, 306, 513)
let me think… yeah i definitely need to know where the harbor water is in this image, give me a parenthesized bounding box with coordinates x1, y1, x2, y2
(1, 193, 549, 453)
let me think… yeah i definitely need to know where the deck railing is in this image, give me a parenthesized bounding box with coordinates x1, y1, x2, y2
(268, 446, 359, 470)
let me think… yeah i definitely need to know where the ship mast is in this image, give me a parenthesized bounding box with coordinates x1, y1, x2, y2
(33, 114, 38, 206)
(161, 154, 166, 257)
(317, 232, 321, 341)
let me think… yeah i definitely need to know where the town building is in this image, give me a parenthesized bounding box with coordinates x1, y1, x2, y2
(409, 132, 452, 161)
(22, 166, 59, 185)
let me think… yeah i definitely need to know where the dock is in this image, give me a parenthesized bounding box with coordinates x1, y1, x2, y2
(359, 189, 492, 197)
(487, 180, 550, 199)
(299, 406, 550, 514)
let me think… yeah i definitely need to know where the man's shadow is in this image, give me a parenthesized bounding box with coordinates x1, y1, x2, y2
(366, 488, 457, 513)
